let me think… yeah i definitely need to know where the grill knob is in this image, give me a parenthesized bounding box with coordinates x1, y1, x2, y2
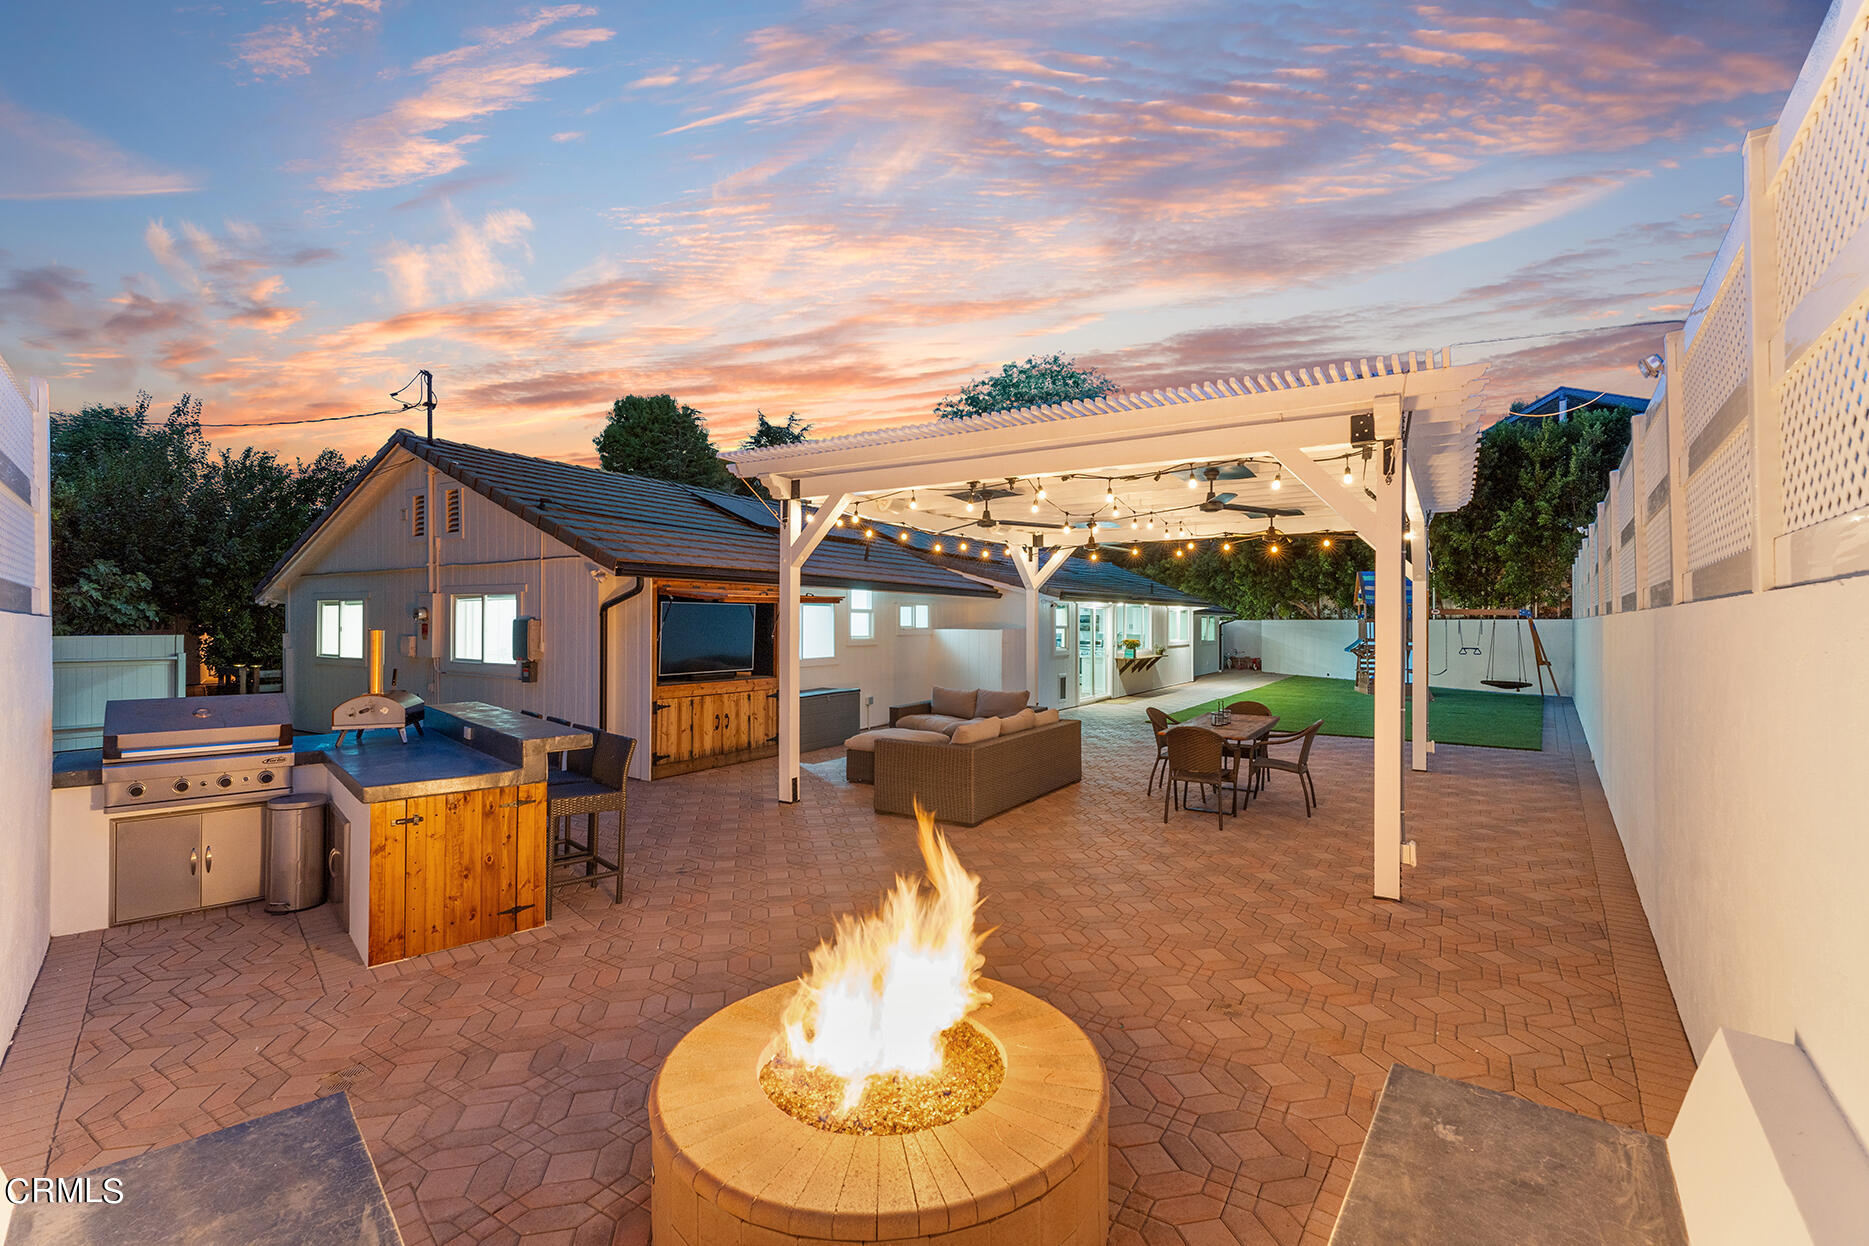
(127, 782, 145, 799)
(257, 770, 275, 784)
(172, 778, 191, 794)
(216, 774, 234, 789)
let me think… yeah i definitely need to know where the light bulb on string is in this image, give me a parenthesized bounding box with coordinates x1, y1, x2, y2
(908, 493, 918, 509)
(958, 540, 968, 552)
(1342, 462, 1354, 486)
(1270, 471, 1282, 491)
(1104, 481, 1115, 505)
(1187, 468, 1199, 489)
(1322, 537, 1332, 548)
(1036, 482, 1047, 501)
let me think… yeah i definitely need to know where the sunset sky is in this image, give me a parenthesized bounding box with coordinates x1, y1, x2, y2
(0, 0, 1831, 465)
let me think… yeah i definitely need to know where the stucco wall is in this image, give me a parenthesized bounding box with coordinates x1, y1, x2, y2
(0, 610, 52, 1057)
(1223, 617, 1575, 694)
(1572, 575, 1869, 1136)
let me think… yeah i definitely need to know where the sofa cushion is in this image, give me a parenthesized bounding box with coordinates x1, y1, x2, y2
(895, 713, 971, 734)
(1033, 707, 1061, 726)
(948, 717, 1002, 745)
(998, 707, 1037, 735)
(931, 686, 978, 718)
(975, 688, 1030, 718)
(845, 727, 951, 751)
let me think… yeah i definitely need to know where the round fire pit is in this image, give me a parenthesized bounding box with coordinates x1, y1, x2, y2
(648, 979, 1108, 1245)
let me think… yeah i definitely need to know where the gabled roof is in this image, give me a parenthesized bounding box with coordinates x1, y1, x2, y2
(1516, 386, 1650, 416)
(868, 521, 1215, 608)
(255, 431, 1001, 602)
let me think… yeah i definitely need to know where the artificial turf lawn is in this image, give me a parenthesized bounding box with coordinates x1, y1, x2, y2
(1171, 674, 1545, 751)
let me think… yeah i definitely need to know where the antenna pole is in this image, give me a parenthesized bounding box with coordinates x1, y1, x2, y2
(420, 369, 435, 440)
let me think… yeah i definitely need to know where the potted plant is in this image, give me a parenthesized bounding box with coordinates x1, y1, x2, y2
(1121, 637, 1141, 656)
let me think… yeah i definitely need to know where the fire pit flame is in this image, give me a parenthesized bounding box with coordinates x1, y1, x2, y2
(779, 802, 989, 1111)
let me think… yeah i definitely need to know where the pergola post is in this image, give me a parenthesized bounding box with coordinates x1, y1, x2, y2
(1013, 544, 1071, 706)
(776, 490, 849, 804)
(1374, 438, 1407, 900)
(1407, 478, 1430, 773)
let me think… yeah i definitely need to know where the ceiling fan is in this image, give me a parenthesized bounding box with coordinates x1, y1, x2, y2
(1196, 466, 1303, 517)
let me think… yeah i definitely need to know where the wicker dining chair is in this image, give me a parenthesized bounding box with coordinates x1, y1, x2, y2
(1161, 725, 1239, 829)
(1250, 719, 1323, 816)
(1224, 700, 1275, 774)
(544, 728, 633, 916)
(1145, 706, 1173, 794)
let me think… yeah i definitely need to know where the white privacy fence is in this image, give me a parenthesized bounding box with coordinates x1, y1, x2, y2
(1574, 0, 1869, 614)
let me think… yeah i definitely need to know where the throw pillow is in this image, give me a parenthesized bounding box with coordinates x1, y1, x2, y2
(1033, 707, 1060, 725)
(948, 717, 1002, 744)
(931, 686, 978, 718)
(998, 707, 1037, 735)
(975, 687, 1030, 717)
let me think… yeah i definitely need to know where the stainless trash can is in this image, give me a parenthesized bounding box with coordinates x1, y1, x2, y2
(265, 793, 328, 913)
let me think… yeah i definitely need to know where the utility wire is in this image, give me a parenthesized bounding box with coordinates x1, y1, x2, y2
(1448, 317, 1684, 349)
(199, 403, 416, 431)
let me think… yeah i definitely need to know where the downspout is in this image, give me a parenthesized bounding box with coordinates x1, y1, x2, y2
(597, 574, 645, 731)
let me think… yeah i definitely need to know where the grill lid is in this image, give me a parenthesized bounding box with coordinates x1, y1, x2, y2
(103, 693, 293, 759)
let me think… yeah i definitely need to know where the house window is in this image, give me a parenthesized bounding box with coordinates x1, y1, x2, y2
(1200, 615, 1217, 643)
(849, 590, 874, 640)
(1169, 609, 1190, 643)
(409, 493, 427, 538)
(801, 603, 836, 659)
(1119, 604, 1149, 648)
(452, 593, 518, 663)
(443, 487, 463, 535)
(898, 602, 930, 630)
(1052, 604, 1068, 654)
(316, 599, 364, 659)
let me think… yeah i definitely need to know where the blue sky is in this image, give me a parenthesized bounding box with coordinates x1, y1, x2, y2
(0, 0, 1832, 462)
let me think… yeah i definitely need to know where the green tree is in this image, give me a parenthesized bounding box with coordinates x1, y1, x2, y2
(1430, 405, 1632, 614)
(594, 394, 735, 488)
(934, 354, 1117, 419)
(1129, 534, 1368, 619)
(50, 395, 363, 666)
(740, 410, 812, 449)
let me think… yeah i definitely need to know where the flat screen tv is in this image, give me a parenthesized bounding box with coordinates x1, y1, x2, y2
(658, 600, 763, 679)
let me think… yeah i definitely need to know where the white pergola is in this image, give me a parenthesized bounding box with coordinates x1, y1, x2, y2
(726, 351, 1497, 900)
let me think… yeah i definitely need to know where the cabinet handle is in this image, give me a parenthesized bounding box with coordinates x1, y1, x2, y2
(392, 815, 425, 825)
(496, 798, 537, 808)
(328, 847, 342, 878)
(189, 849, 199, 876)
(204, 846, 213, 874)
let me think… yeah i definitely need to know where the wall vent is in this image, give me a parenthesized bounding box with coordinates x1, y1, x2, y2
(444, 487, 462, 535)
(410, 493, 427, 538)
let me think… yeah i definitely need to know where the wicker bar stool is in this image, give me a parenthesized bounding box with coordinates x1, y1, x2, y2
(544, 728, 633, 917)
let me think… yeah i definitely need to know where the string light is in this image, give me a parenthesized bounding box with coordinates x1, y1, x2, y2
(1131, 516, 1139, 529)
(897, 530, 910, 542)
(1222, 542, 1232, 552)
(1112, 505, 1122, 518)
(1031, 497, 1040, 513)
(1174, 549, 1185, 559)
(980, 548, 989, 559)
(964, 499, 975, 513)
(1130, 546, 1140, 557)
(1341, 462, 1354, 486)
(1187, 468, 1199, 489)
(1104, 481, 1115, 505)
(1270, 471, 1282, 491)
(1146, 515, 1155, 530)
(1036, 482, 1047, 501)
(1267, 542, 1279, 555)
(1089, 550, 1100, 561)
(908, 493, 918, 509)
(958, 540, 969, 552)
(933, 542, 944, 553)
(864, 527, 875, 539)
(1322, 537, 1332, 548)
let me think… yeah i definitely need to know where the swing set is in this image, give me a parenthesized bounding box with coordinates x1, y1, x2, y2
(1436, 608, 1561, 695)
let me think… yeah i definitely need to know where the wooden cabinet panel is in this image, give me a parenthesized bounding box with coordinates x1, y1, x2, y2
(403, 794, 450, 958)
(513, 782, 545, 933)
(368, 801, 407, 965)
(199, 806, 264, 909)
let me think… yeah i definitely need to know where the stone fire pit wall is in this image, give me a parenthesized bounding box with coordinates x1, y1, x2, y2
(648, 980, 1109, 1245)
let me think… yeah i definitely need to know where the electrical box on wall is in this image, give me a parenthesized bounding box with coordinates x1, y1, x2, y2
(514, 615, 542, 682)
(399, 634, 417, 658)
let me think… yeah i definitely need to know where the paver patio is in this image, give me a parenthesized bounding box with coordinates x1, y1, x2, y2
(0, 680, 1694, 1245)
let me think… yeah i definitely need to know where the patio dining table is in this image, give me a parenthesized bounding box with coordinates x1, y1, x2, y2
(1178, 714, 1278, 813)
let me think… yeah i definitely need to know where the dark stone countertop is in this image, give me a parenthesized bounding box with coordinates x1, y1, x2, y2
(1328, 1064, 1686, 1246)
(3, 1092, 401, 1246)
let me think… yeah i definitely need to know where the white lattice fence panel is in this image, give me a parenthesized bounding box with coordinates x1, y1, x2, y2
(1775, 18, 1869, 314)
(1646, 505, 1672, 588)
(1779, 294, 1869, 532)
(1616, 524, 1636, 601)
(1684, 254, 1751, 443)
(1687, 426, 1755, 570)
(1613, 464, 1634, 533)
(1640, 408, 1669, 489)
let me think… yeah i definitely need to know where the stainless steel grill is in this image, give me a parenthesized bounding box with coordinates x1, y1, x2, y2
(101, 694, 295, 812)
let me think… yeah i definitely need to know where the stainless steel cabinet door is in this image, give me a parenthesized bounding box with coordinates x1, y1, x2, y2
(199, 805, 264, 908)
(114, 814, 202, 923)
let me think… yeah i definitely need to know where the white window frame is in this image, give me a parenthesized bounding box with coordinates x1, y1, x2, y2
(1169, 608, 1190, 644)
(1052, 604, 1068, 655)
(315, 598, 365, 660)
(898, 602, 930, 631)
(450, 591, 521, 665)
(1119, 604, 1150, 648)
(848, 590, 875, 643)
(1199, 614, 1217, 643)
(801, 602, 837, 661)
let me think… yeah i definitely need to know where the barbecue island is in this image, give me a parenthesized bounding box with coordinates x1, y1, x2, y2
(50, 696, 592, 967)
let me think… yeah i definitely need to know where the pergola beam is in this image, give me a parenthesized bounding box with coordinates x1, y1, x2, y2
(1013, 545, 1072, 705)
(778, 492, 851, 804)
(1374, 439, 1406, 901)
(1406, 470, 1430, 774)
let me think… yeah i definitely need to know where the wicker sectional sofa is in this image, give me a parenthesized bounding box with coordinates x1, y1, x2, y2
(843, 687, 1083, 825)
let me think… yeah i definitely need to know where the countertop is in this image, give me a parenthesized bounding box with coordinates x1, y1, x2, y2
(54, 700, 594, 804)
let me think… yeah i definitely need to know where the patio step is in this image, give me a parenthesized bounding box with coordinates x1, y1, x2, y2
(1329, 1064, 1687, 1246)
